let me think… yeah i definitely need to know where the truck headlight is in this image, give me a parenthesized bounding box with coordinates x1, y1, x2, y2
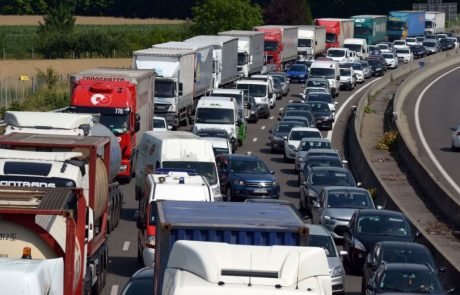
(331, 266, 345, 278)
(119, 165, 128, 172)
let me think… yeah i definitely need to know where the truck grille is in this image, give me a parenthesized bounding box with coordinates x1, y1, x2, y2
(246, 181, 273, 188)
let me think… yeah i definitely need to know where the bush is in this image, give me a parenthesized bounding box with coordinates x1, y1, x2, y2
(375, 131, 399, 151)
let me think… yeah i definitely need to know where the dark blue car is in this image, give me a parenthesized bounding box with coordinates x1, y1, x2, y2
(216, 154, 280, 202)
(286, 64, 308, 83)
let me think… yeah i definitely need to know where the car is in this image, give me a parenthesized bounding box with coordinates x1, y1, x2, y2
(295, 138, 332, 172)
(343, 209, 418, 273)
(306, 224, 347, 294)
(153, 116, 171, 131)
(305, 77, 331, 92)
(281, 110, 315, 126)
(439, 37, 455, 51)
(363, 263, 454, 295)
(281, 116, 312, 128)
(306, 101, 335, 130)
(359, 60, 372, 78)
(405, 37, 418, 46)
(423, 40, 440, 55)
(381, 52, 399, 69)
(311, 187, 376, 238)
(377, 43, 392, 53)
(366, 58, 385, 76)
(280, 102, 313, 117)
(284, 127, 322, 161)
(268, 121, 305, 153)
(368, 55, 387, 71)
(286, 63, 308, 83)
(243, 95, 259, 123)
(250, 75, 277, 109)
(305, 92, 337, 115)
(339, 67, 356, 91)
(216, 154, 280, 202)
(451, 125, 460, 151)
(303, 87, 330, 100)
(409, 44, 427, 59)
(395, 48, 414, 64)
(299, 166, 357, 212)
(425, 34, 437, 40)
(121, 267, 154, 295)
(341, 62, 365, 83)
(299, 155, 345, 184)
(447, 37, 459, 49)
(362, 241, 440, 289)
(416, 36, 426, 45)
(392, 39, 407, 50)
(272, 76, 284, 100)
(368, 45, 382, 56)
(269, 71, 289, 96)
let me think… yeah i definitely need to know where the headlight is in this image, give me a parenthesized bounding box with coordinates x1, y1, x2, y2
(273, 136, 283, 141)
(353, 238, 366, 252)
(331, 266, 345, 278)
(298, 157, 304, 162)
(376, 68, 381, 71)
(211, 186, 221, 198)
(262, 97, 268, 103)
(272, 180, 278, 186)
(322, 215, 336, 225)
(288, 144, 296, 150)
(119, 165, 128, 172)
(233, 179, 245, 186)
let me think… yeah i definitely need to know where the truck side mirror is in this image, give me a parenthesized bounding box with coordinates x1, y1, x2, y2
(178, 83, 183, 96)
(135, 114, 141, 133)
(315, 41, 318, 45)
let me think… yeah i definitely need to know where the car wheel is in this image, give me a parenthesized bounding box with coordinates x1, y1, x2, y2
(226, 187, 232, 202)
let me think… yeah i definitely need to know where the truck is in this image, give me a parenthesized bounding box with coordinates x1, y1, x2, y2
(218, 30, 265, 78)
(297, 25, 326, 60)
(351, 15, 387, 45)
(0, 132, 114, 294)
(425, 11, 445, 35)
(163, 241, 332, 295)
(185, 35, 239, 89)
(3, 111, 124, 233)
(133, 47, 195, 129)
(69, 68, 154, 184)
(314, 18, 354, 49)
(152, 41, 214, 102)
(387, 11, 425, 41)
(136, 170, 214, 267)
(253, 25, 299, 72)
(152, 200, 310, 295)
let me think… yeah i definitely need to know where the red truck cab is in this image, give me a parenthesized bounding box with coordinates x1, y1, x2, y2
(255, 27, 283, 71)
(315, 19, 341, 49)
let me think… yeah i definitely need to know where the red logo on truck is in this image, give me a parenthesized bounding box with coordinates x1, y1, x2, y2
(90, 94, 111, 106)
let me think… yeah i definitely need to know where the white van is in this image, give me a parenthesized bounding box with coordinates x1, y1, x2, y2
(236, 79, 273, 118)
(308, 61, 340, 97)
(250, 74, 277, 108)
(343, 38, 368, 59)
(135, 131, 222, 201)
(326, 47, 350, 63)
(193, 96, 240, 152)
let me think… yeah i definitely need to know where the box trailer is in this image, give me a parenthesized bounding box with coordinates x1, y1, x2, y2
(351, 15, 387, 44)
(314, 18, 354, 49)
(297, 25, 326, 59)
(387, 11, 425, 41)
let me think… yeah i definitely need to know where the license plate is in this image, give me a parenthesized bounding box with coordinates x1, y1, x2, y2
(254, 188, 268, 193)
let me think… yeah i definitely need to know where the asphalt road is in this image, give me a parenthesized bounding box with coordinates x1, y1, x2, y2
(101, 77, 380, 295)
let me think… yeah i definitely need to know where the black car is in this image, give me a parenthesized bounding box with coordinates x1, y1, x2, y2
(409, 45, 427, 58)
(281, 116, 311, 128)
(363, 263, 454, 294)
(280, 110, 314, 127)
(268, 121, 304, 153)
(121, 267, 154, 295)
(440, 38, 455, 51)
(305, 101, 334, 130)
(362, 241, 440, 291)
(366, 58, 385, 76)
(279, 102, 313, 117)
(343, 209, 418, 273)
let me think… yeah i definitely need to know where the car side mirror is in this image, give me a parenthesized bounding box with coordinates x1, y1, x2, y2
(357, 182, 362, 187)
(135, 114, 141, 132)
(415, 231, 421, 239)
(334, 101, 338, 105)
(178, 82, 183, 96)
(136, 216, 146, 230)
(339, 250, 347, 256)
(230, 138, 236, 144)
(270, 170, 275, 175)
(448, 288, 456, 294)
(439, 266, 447, 273)
(377, 205, 384, 210)
(283, 136, 288, 140)
(336, 76, 340, 80)
(312, 201, 320, 208)
(247, 103, 252, 109)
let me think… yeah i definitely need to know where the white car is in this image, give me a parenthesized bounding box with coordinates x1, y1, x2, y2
(451, 125, 460, 151)
(447, 37, 459, 49)
(339, 67, 356, 90)
(393, 40, 407, 50)
(381, 52, 399, 69)
(377, 43, 392, 53)
(201, 137, 232, 156)
(405, 37, 418, 46)
(153, 116, 171, 131)
(395, 48, 413, 64)
(284, 127, 322, 161)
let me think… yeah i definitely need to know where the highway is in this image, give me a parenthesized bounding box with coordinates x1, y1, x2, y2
(101, 76, 380, 295)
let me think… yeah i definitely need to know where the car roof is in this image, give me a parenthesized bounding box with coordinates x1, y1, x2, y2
(305, 224, 332, 236)
(323, 186, 369, 194)
(306, 155, 342, 161)
(282, 116, 309, 121)
(308, 148, 337, 153)
(378, 241, 428, 251)
(383, 263, 432, 272)
(356, 209, 405, 218)
(227, 154, 260, 161)
(310, 166, 349, 172)
(301, 138, 330, 143)
(291, 127, 319, 132)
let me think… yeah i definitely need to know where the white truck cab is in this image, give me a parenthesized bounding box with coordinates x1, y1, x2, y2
(343, 38, 368, 59)
(236, 79, 272, 119)
(162, 240, 332, 295)
(137, 170, 214, 267)
(326, 47, 351, 63)
(308, 61, 341, 97)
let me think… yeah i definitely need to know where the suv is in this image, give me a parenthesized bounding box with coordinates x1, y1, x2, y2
(339, 67, 356, 90)
(216, 154, 280, 202)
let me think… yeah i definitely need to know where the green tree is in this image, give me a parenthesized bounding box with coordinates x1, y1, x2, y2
(191, 0, 263, 35)
(263, 0, 313, 25)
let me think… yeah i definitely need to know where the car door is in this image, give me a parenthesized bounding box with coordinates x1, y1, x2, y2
(343, 212, 356, 258)
(312, 189, 324, 224)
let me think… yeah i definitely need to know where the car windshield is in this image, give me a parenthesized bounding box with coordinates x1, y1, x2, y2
(285, 111, 309, 118)
(213, 147, 229, 156)
(310, 170, 354, 186)
(307, 93, 332, 103)
(282, 118, 307, 127)
(299, 140, 331, 151)
(237, 84, 267, 97)
(264, 40, 278, 51)
(382, 53, 394, 59)
(230, 159, 270, 174)
(163, 161, 218, 185)
(275, 123, 300, 132)
(423, 42, 436, 47)
(406, 38, 416, 43)
(350, 63, 362, 70)
(308, 103, 330, 112)
(367, 59, 380, 66)
(357, 215, 411, 237)
(326, 191, 373, 209)
(212, 93, 242, 107)
(195, 108, 234, 124)
(377, 270, 442, 293)
(416, 37, 425, 42)
(308, 234, 336, 257)
(378, 44, 389, 50)
(307, 80, 328, 88)
(306, 158, 342, 169)
(344, 44, 362, 52)
(155, 79, 175, 98)
(290, 65, 306, 72)
(309, 68, 335, 79)
(394, 41, 405, 46)
(197, 130, 229, 139)
(383, 248, 435, 267)
(396, 49, 410, 54)
(340, 69, 351, 76)
(327, 49, 346, 57)
(286, 104, 310, 112)
(153, 119, 166, 129)
(290, 130, 320, 140)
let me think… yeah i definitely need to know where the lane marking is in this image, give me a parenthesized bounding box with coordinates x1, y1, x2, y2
(415, 66, 460, 195)
(289, 99, 293, 103)
(261, 125, 266, 130)
(279, 107, 284, 111)
(110, 285, 119, 295)
(326, 78, 382, 141)
(253, 138, 258, 142)
(122, 241, 130, 251)
(269, 116, 274, 120)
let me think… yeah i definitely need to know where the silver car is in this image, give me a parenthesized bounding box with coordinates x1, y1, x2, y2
(295, 138, 332, 172)
(306, 224, 347, 294)
(311, 186, 376, 239)
(423, 40, 440, 55)
(269, 72, 289, 96)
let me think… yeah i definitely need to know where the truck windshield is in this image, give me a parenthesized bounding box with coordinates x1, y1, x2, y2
(212, 93, 242, 107)
(354, 26, 371, 36)
(326, 33, 337, 43)
(387, 21, 404, 31)
(344, 44, 362, 52)
(327, 49, 345, 57)
(155, 80, 175, 98)
(237, 52, 247, 66)
(195, 108, 235, 124)
(236, 84, 267, 97)
(309, 68, 335, 79)
(264, 41, 278, 51)
(69, 106, 130, 135)
(298, 39, 311, 47)
(162, 161, 217, 185)
(425, 21, 433, 28)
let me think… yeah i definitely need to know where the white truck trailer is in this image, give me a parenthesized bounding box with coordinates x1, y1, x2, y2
(218, 30, 265, 77)
(185, 35, 239, 89)
(425, 11, 446, 35)
(297, 25, 326, 60)
(133, 47, 195, 128)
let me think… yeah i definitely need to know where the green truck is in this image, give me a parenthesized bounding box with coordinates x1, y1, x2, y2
(351, 15, 387, 45)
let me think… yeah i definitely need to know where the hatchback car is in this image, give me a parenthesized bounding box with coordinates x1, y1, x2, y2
(299, 155, 344, 184)
(395, 48, 414, 64)
(381, 52, 399, 69)
(280, 102, 313, 117)
(366, 58, 385, 76)
(153, 116, 171, 131)
(305, 92, 337, 115)
(284, 127, 322, 160)
(272, 76, 284, 100)
(269, 71, 289, 96)
(393, 40, 407, 50)
(286, 63, 308, 83)
(423, 40, 440, 55)
(295, 138, 332, 172)
(269, 121, 304, 153)
(281, 116, 311, 128)
(216, 154, 280, 202)
(377, 43, 392, 53)
(359, 60, 372, 78)
(305, 102, 334, 130)
(311, 187, 376, 238)
(440, 38, 455, 51)
(409, 44, 427, 59)
(339, 67, 356, 90)
(307, 224, 347, 294)
(121, 267, 154, 295)
(306, 77, 330, 91)
(341, 62, 365, 83)
(343, 209, 417, 272)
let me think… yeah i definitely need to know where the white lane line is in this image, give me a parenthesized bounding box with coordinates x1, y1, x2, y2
(261, 125, 266, 130)
(122, 241, 130, 251)
(289, 99, 293, 103)
(326, 78, 382, 141)
(279, 107, 284, 111)
(269, 116, 274, 120)
(415, 66, 460, 195)
(110, 285, 119, 295)
(253, 138, 258, 142)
